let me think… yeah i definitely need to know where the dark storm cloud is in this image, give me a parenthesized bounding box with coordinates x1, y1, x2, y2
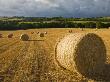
(0, 0, 110, 17)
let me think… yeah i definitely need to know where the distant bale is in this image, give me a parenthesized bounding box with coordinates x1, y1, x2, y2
(95, 28, 98, 31)
(69, 30, 72, 33)
(44, 32, 47, 34)
(31, 32, 34, 34)
(81, 28, 84, 31)
(40, 33, 45, 37)
(8, 34, 13, 38)
(20, 34, 29, 41)
(37, 32, 39, 34)
(55, 33, 106, 78)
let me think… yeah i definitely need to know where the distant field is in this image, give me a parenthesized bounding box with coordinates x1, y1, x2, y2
(71, 21, 110, 23)
(0, 28, 110, 82)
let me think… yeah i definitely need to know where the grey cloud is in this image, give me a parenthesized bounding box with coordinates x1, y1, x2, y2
(0, 0, 110, 17)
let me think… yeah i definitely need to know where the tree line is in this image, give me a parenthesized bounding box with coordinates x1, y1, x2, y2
(1, 16, 110, 22)
(0, 21, 109, 30)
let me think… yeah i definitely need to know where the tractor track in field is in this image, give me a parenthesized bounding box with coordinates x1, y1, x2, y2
(0, 40, 20, 54)
(0, 38, 19, 46)
(0, 41, 30, 82)
(0, 42, 12, 48)
(0, 41, 12, 47)
(28, 41, 45, 82)
(0, 41, 24, 82)
(0, 39, 18, 46)
(33, 39, 55, 82)
(0, 41, 24, 71)
(12, 39, 53, 82)
(29, 41, 40, 82)
(12, 41, 37, 82)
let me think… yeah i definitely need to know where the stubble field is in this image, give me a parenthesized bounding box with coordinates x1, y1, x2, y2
(0, 28, 110, 82)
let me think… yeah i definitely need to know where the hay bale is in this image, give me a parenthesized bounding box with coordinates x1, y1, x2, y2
(40, 33, 44, 37)
(55, 33, 106, 77)
(44, 32, 47, 34)
(37, 32, 39, 34)
(69, 30, 72, 33)
(31, 32, 34, 34)
(81, 28, 84, 31)
(8, 34, 13, 38)
(95, 28, 98, 31)
(20, 34, 29, 41)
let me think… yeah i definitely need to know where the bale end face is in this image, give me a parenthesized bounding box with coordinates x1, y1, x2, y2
(40, 33, 45, 37)
(55, 33, 106, 78)
(31, 32, 34, 34)
(37, 32, 39, 34)
(69, 30, 72, 33)
(20, 34, 29, 41)
(44, 32, 47, 34)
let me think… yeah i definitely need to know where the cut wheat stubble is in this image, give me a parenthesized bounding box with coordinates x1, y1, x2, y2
(0, 34, 2, 38)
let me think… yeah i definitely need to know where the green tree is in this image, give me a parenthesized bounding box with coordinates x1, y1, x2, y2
(96, 22, 103, 28)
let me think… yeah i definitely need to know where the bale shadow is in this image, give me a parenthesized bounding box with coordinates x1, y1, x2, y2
(28, 40, 44, 41)
(86, 63, 110, 81)
(100, 64, 110, 81)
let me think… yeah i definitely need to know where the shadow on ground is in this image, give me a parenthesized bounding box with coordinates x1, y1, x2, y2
(28, 40, 45, 41)
(86, 63, 110, 81)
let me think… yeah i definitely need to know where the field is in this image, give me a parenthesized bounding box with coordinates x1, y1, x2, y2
(0, 28, 110, 82)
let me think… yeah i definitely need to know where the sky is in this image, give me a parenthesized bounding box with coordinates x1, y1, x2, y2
(0, 0, 110, 17)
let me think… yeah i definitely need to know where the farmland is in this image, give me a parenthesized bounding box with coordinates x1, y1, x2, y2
(0, 28, 110, 82)
(1, 17, 110, 30)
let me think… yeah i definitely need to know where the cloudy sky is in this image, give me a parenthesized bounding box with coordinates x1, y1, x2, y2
(0, 0, 110, 17)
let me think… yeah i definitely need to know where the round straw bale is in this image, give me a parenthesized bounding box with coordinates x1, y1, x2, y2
(69, 30, 72, 33)
(31, 32, 34, 34)
(55, 33, 106, 77)
(95, 28, 98, 31)
(8, 34, 13, 38)
(81, 28, 84, 31)
(44, 32, 47, 34)
(37, 32, 39, 34)
(20, 34, 29, 41)
(40, 33, 44, 37)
